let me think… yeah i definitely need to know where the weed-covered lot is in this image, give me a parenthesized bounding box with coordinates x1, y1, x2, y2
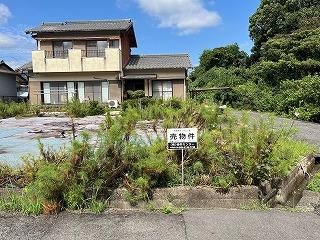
(0, 99, 316, 214)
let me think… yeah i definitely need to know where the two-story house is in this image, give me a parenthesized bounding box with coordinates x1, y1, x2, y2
(25, 19, 192, 105)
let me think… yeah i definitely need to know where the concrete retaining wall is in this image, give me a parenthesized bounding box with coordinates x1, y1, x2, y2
(109, 186, 260, 210)
(272, 154, 318, 207)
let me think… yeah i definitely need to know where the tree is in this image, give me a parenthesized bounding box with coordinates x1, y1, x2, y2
(249, 0, 320, 61)
(199, 44, 249, 71)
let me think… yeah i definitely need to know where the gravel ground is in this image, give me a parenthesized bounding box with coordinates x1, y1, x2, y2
(0, 209, 319, 240)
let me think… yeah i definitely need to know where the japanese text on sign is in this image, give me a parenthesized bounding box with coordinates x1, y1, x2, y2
(167, 128, 198, 150)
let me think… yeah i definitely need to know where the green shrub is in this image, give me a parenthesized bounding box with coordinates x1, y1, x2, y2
(307, 173, 320, 192)
(65, 98, 106, 117)
(89, 200, 107, 214)
(121, 97, 156, 111)
(127, 90, 145, 99)
(0, 102, 41, 119)
(161, 203, 184, 214)
(232, 82, 275, 111)
(275, 75, 320, 122)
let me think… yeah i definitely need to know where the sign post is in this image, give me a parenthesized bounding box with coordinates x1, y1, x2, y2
(167, 128, 198, 186)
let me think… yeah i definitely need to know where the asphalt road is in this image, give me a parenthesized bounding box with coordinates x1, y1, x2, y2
(1, 209, 319, 240)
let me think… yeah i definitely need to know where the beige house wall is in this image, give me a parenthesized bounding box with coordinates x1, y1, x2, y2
(39, 40, 53, 51)
(29, 81, 41, 104)
(109, 81, 122, 102)
(172, 79, 185, 99)
(29, 72, 119, 82)
(38, 32, 121, 53)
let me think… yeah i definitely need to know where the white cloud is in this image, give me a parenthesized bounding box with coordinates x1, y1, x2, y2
(116, 0, 130, 10)
(0, 26, 35, 68)
(0, 32, 17, 47)
(136, 0, 221, 35)
(0, 3, 11, 25)
(0, 4, 33, 68)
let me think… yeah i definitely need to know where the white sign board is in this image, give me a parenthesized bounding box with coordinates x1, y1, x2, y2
(167, 128, 198, 150)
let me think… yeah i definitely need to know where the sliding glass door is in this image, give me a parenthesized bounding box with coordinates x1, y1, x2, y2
(42, 81, 109, 104)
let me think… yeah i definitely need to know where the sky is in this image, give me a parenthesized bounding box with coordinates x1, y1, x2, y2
(0, 0, 260, 68)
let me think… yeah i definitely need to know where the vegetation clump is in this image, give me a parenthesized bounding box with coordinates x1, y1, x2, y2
(307, 173, 320, 192)
(65, 99, 107, 118)
(0, 99, 315, 214)
(0, 102, 40, 119)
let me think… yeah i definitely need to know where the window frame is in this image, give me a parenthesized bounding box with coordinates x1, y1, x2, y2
(83, 81, 103, 102)
(52, 41, 73, 58)
(152, 80, 173, 100)
(85, 40, 108, 57)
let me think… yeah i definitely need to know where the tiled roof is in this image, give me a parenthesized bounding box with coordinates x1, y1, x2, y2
(125, 54, 192, 70)
(16, 61, 32, 71)
(26, 19, 133, 33)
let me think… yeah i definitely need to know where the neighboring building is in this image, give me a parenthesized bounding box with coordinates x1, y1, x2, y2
(0, 60, 27, 102)
(16, 62, 32, 99)
(26, 19, 192, 105)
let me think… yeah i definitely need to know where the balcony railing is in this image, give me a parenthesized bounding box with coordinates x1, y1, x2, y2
(45, 50, 106, 59)
(81, 50, 106, 58)
(45, 50, 69, 59)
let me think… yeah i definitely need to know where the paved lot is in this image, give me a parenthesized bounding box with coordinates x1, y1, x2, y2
(245, 111, 320, 148)
(0, 209, 319, 240)
(231, 111, 320, 149)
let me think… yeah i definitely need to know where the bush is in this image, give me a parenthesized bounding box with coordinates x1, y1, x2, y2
(275, 75, 320, 122)
(127, 90, 145, 99)
(0, 102, 40, 119)
(65, 98, 106, 118)
(232, 82, 275, 111)
(307, 173, 320, 192)
(121, 97, 157, 111)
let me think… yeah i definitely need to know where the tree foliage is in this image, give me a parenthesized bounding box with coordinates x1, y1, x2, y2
(190, 0, 320, 122)
(199, 44, 249, 71)
(249, 0, 320, 60)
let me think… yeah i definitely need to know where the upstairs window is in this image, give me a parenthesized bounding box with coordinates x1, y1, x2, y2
(86, 41, 108, 57)
(52, 41, 73, 58)
(109, 39, 119, 48)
